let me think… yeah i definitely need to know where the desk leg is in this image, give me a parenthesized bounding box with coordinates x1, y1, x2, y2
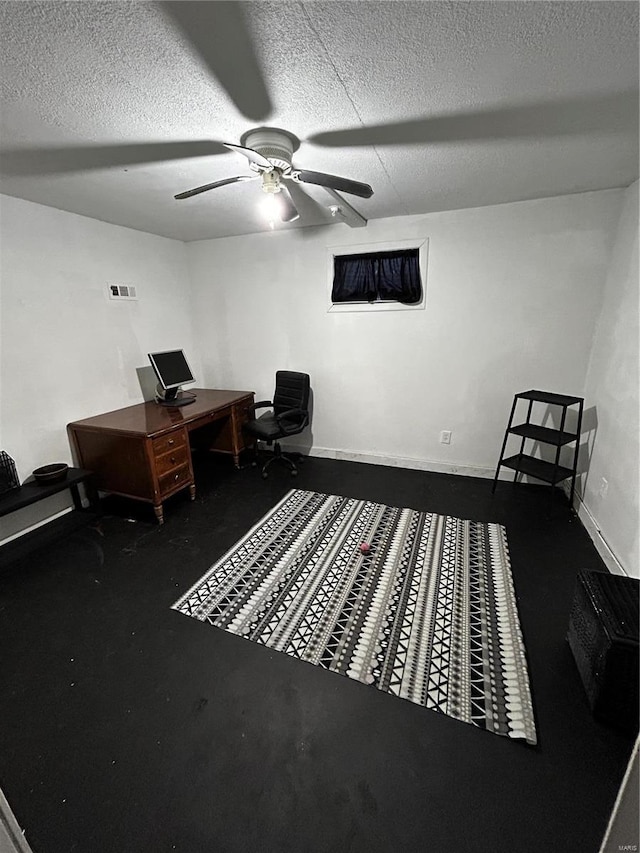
(231, 405, 246, 469)
(153, 504, 164, 525)
(189, 484, 196, 500)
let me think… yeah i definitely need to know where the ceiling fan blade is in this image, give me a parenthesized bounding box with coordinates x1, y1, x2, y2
(293, 169, 373, 199)
(323, 189, 368, 229)
(163, 1, 272, 122)
(223, 143, 273, 171)
(308, 91, 639, 148)
(174, 175, 257, 200)
(278, 186, 299, 223)
(282, 180, 328, 222)
(0, 141, 228, 176)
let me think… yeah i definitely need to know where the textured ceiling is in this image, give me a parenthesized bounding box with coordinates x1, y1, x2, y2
(0, 1, 638, 241)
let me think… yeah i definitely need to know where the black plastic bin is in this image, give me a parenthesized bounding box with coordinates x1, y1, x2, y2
(567, 570, 639, 734)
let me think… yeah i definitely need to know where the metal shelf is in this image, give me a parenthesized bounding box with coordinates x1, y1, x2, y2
(517, 389, 583, 406)
(492, 390, 584, 504)
(508, 423, 578, 447)
(501, 454, 574, 485)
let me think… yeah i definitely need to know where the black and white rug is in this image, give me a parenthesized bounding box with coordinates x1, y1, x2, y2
(173, 489, 537, 745)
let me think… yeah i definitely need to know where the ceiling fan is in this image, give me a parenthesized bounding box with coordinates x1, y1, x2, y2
(1, 1, 635, 231)
(173, 127, 373, 224)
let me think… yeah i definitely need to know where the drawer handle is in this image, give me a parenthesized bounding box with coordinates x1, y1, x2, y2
(174, 473, 179, 481)
(170, 457, 176, 463)
(168, 439, 175, 446)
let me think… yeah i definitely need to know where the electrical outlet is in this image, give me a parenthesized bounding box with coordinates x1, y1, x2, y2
(440, 430, 452, 445)
(599, 477, 609, 498)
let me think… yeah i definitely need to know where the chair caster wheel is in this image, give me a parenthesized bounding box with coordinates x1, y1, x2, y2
(262, 472, 268, 479)
(251, 461, 257, 468)
(291, 469, 298, 476)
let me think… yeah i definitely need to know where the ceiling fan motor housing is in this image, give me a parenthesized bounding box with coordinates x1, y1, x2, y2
(242, 128, 299, 174)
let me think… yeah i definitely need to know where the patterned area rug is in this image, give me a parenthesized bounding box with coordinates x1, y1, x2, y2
(173, 489, 537, 745)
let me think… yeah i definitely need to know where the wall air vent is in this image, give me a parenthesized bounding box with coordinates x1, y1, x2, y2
(108, 284, 138, 301)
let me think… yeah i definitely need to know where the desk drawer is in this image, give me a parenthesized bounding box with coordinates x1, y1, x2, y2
(158, 464, 192, 498)
(155, 445, 190, 477)
(188, 406, 231, 433)
(152, 429, 188, 457)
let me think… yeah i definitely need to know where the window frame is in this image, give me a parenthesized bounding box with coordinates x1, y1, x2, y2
(327, 237, 428, 313)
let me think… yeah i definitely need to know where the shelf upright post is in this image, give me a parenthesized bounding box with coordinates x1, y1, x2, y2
(549, 404, 568, 508)
(569, 399, 584, 506)
(492, 394, 518, 493)
(515, 398, 534, 484)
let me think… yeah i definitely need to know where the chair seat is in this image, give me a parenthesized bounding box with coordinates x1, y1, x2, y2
(244, 412, 297, 442)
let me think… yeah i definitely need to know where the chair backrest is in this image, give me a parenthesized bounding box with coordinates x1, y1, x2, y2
(273, 371, 310, 416)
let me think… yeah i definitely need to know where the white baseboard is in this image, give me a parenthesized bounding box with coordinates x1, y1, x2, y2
(284, 444, 513, 480)
(0, 787, 35, 853)
(5, 451, 626, 578)
(599, 734, 640, 853)
(290, 445, 630, 576)
(561, 483, 627, 577)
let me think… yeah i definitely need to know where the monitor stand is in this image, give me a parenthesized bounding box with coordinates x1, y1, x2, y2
(158, 396, 195, 407)
(155, 387, 196, 407)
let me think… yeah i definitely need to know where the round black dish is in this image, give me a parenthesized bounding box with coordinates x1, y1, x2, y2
(33, 463, 69, 484)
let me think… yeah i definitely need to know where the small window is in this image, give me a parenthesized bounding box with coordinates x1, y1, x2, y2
(328, 238, 428, 313)
(332, 248, 422, 305)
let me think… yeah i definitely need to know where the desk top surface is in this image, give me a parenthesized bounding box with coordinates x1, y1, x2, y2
(67, 389, 254, 437)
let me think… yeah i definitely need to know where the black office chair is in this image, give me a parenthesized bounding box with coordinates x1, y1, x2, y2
(243, 371, 310, 478)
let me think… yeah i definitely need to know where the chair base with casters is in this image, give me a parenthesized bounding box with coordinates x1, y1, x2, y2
(242, 371, 310, 480)
(252, 439, 305, 479)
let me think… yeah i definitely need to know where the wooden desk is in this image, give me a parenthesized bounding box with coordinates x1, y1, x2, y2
(67, 389, 254, 524)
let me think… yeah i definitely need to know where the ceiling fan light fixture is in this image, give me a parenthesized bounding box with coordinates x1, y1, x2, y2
(261, 192, 281, 229)
(261, 170, 281, 193)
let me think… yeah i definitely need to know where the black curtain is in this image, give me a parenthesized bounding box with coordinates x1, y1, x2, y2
(332, 249, 422, 304)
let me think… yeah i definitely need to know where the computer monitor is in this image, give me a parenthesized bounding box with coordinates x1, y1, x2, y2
(148, 349, 196, 406)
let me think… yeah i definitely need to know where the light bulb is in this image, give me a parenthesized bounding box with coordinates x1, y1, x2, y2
(261, 192, 281, 229)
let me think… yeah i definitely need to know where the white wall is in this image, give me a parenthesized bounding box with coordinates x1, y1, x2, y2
(0, 195, 197, 544)
(3, 188, 634, 575)
(579, 181, 639, 577)
(187, 190, 622, 475)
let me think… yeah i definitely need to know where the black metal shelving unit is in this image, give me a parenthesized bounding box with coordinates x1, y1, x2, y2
(492, 390, 584, 503)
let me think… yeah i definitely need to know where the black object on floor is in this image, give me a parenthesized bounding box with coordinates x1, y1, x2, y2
(0, 456, 636, 853)
(567, 570, 639, 734)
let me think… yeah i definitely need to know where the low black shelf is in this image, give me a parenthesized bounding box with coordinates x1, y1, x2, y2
(493, 389, 584, 504)
(0, 467, 97, 519)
